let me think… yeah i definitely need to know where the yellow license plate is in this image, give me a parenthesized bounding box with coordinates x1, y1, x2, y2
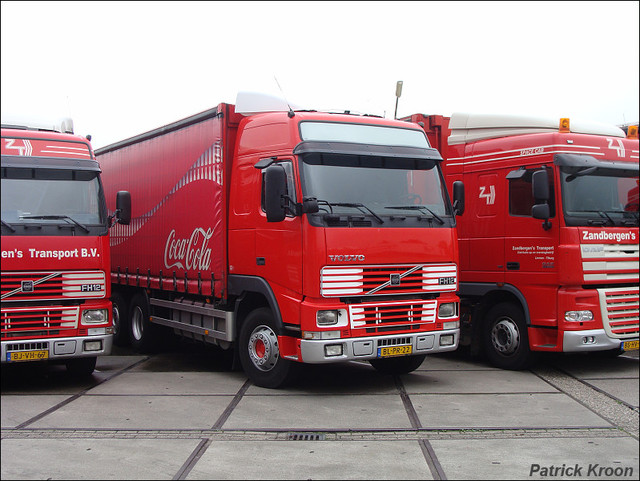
(7, 350, 49, 362)
(378, 345, 412, 358)
(623, 340, 639, 351)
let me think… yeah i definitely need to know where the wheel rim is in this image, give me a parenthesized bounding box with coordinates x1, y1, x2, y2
(112, 304, 121, 336)
(131, 306, 144, 341)
(491, 318, 520, 355)
(248, 324, 279, 372)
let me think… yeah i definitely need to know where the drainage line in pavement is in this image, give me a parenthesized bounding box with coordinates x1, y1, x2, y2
(13, 356, 150, 430)
(394, 375, 447, 480)
(173, 438, 211, 480)
(211, 379, 251, 429)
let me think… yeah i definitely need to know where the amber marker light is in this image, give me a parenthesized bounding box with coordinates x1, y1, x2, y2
(627, 125, 638, 139)
(559, 118, 571, 132)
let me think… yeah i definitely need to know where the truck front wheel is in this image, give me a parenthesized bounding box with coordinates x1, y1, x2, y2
(483, 302, 534, 370)
(238, 308, 301, 388)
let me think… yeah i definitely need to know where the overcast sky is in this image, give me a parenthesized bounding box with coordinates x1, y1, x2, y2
(2, 1, 638, 149)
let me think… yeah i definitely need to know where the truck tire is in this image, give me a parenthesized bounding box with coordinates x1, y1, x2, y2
(369, 354, 427, 374)
(65, 356, 97, 377)
(128, 292, 159, 352)
(111, 291, 130, 346)
(483, 302, 534, 370)
(238, 307, 301, 388)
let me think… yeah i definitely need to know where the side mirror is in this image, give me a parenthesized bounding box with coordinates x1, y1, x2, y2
(264, 164, 287, 222)
(302, 197, 319, 215)
(531, 203, 550, 220)
(532, 170, 549, 202)
(531, 170, 551, 230)
(452, 180, 465, 216)
(115, 191, 131, 225)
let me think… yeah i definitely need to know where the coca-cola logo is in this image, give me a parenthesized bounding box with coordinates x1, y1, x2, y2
(164, 227, 213, 271)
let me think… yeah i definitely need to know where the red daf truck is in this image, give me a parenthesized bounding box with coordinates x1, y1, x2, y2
(402, 112, 639, 369)
(1, 118, 130, 375)
(96, 93, 462, 388)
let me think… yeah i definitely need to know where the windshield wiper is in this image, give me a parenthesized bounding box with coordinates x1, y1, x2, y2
(598, 211, 615, 226)
(317, 201, 384, 224)
(385, 205, 445, 225)
(19, 215, 90, 233)
(1, 219, 16, 232)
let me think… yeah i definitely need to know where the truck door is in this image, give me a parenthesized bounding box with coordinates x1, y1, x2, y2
(504, 166, 559, 324)
(255, 159, 303, 313)
(463, 171, 505, 284)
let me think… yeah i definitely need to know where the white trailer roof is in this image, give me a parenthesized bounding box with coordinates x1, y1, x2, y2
(448, 112, 625, 145)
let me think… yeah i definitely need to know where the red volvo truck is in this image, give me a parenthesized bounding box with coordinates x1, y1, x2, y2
(402, 112, 639, 369)
(1, 118, 130, 375)
(96, 93, 463, 388)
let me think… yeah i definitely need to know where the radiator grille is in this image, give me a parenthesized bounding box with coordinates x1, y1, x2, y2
(349, 300, 437, 334)
(1, 271, 106, 302)
(321, 264, 457, 297)
(581, 243, 639, 283)
(1, 306, 79, 340)
(598, 286, 639, 338)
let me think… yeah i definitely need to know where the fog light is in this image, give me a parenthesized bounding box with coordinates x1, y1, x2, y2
(82, 309, 108, 325)
(317, 310, 339, 326)
(84, 340, 102, 352)
(439, 334, 455, 346)
(565, 310, 593, 322)
(582, 336, 596, 345)
(303, 330, 340, 340)
(438, 302, 457, 318)
(443, 321, 459, 330)
(324, 344, 343, 357)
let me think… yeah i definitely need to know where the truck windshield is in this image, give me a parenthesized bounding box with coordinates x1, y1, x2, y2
(560, 167, 639, 227)
(299, 153, 452, 226)
(1, 167, 107, 232)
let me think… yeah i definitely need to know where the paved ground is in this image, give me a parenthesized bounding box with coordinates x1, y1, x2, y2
(1, 343, 638, 480)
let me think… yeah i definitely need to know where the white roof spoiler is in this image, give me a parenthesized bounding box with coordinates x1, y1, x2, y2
(235, 91, 303, 116)
(448, 113, 625, 145)
(1, 115, 74, 134)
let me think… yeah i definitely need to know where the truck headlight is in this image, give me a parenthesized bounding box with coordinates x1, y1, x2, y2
(564, 310, 593, 322)
(317, 310, 339, 326)
(438, 302, 457, 318)
(82, 309, 108, 325)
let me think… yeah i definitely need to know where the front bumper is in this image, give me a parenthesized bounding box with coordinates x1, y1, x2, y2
(2, 333, 113, 363)
(562, 328, 637, 352)
(300, 328, 459, 364)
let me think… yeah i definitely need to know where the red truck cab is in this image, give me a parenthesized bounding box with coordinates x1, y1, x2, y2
(98, 95, 462, 387)
(404, 113, 639, 369)
(1, 118, 130, 375)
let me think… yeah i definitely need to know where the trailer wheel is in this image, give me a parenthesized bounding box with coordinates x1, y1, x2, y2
(483, 302, 534, 370)
(111, 291, 130, 346)
(238, 308, 301, 388)
(65, 356, 97, 377)
(369, 354, 426, 374)
(128, 292, 158, 352)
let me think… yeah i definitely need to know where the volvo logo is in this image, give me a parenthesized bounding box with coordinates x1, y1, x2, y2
(328, 254, 365, 262)
(390, 274, 401, 286)
(21, 281, 34, 292)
